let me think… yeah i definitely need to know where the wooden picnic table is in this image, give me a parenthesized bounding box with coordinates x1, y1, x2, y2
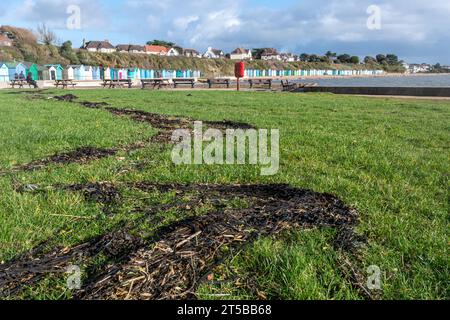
(102, 79, 133, 89)
(172, 78, 196, 89)
(207, 78, 230, 88)
(54, 79, 78, 89)
(248, 78, 273, 89)
(141, 79, 173, 89)
(10, 79, 30, 89)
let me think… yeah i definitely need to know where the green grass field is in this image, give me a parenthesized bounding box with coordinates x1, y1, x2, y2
(0, 89, 448, 300)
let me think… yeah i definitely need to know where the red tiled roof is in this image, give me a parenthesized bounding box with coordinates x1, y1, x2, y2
(144, 45, 169, 53)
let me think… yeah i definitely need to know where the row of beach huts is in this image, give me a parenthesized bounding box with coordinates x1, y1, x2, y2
(0, 62, 203, 82)
(0, 61, 385, 83)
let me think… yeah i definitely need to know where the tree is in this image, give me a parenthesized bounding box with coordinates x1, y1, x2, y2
(59, 40, 79, 64)
(146, 40, 175, 48)
(325, 51, 337, 58)
(350, 56, 360, 64)
(36, 23, 57, 45)
(324, 51, 337, 62)
(364, 56, 377, 64)
(386, 54, 399, 65)
(252, 48, 266, 60)
(337, 54, 351, 63)
(376, 54, 386, 64)
(308, 54, 321, 62)
(299, 53, 310, 62)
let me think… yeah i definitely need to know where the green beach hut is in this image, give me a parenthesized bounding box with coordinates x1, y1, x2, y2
(23, 62, 39, 80)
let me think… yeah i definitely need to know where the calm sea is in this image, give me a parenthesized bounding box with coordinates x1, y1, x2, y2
(297, 74, 450, 87)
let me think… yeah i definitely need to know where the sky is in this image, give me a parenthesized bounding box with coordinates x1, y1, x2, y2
(1, 0, 449, 64)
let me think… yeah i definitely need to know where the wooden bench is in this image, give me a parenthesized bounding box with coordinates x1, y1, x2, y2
(102, 79, 133, 89)
(141, 79, 173, 89)
(10, 80, 30, 89)
(207, 78, 230, 88)
(54, 79, 78, 89)
(248, 78, 273, 89)
(281, 80, 298, 91)
(172, 78, 196, 88)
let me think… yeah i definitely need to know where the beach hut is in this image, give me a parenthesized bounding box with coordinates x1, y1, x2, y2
(92, 67, 101, 80)
(5, 62, 27, 80)
(0, 63, 9, 82)
(23, 62, 39, 81)
(103, 67, 111, 80)
(64, 65, 75, 80)
(45, 64, 63, 80)
(83, 66, 93, 80)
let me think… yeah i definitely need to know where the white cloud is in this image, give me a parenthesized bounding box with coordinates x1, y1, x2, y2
(7, 0, 450, 63)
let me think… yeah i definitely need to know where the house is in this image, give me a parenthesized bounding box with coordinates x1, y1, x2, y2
(280, 53, 295, 62)
(167, 47, 181, 57)
(408, 63, 431, 73)
(144, 45, 169, 56)
(116, 44, 145, 54)
(23, 62, 39, 80)
(83, 40, 116, 53)
(0, 34, 12, 47)
(129, 45, 145, 54)
(203, 47, 225, 59)
(0, 63, 9, 82)
(183, 49, 201, 58)
(230, 48, 252, 60)
(116, 45, 131, 53)
(261, 48, 281, 61)
(44, 64, 64, 80)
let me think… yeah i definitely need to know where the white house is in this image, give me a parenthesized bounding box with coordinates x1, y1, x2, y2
(280, 53, 295, 62)
(408, 63, 431, 73)
(203, 47, 225, 59)
(116, 44, 145, 54)
(261, 48, 281, 61)
(84, 40, 116, 53)
(230, 48, 252, 60)
(167, 48, 181, 57)
(183, 49, 201, 58)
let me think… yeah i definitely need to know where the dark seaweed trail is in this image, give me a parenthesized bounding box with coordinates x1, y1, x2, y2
(1, 182, 365, 299)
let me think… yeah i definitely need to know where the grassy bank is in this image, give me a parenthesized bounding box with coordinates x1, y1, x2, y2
(0, 90, 448, 299)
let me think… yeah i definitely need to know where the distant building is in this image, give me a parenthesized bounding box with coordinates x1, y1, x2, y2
(260, 48, 281, 61)
(129, 45, 145, 54)
(83, 40, 116, 53)
(408, 63, 431, 73)
(167, 47, 181, 56)
(145, 45, 169, 56)
(116, 44, 145, 54)
(230, 48, 252, 60)
(0, 34, 12, 47)
(183, 49, 201, 58)
(203, 47, 225, 59)
(280, 53, 296, 62)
